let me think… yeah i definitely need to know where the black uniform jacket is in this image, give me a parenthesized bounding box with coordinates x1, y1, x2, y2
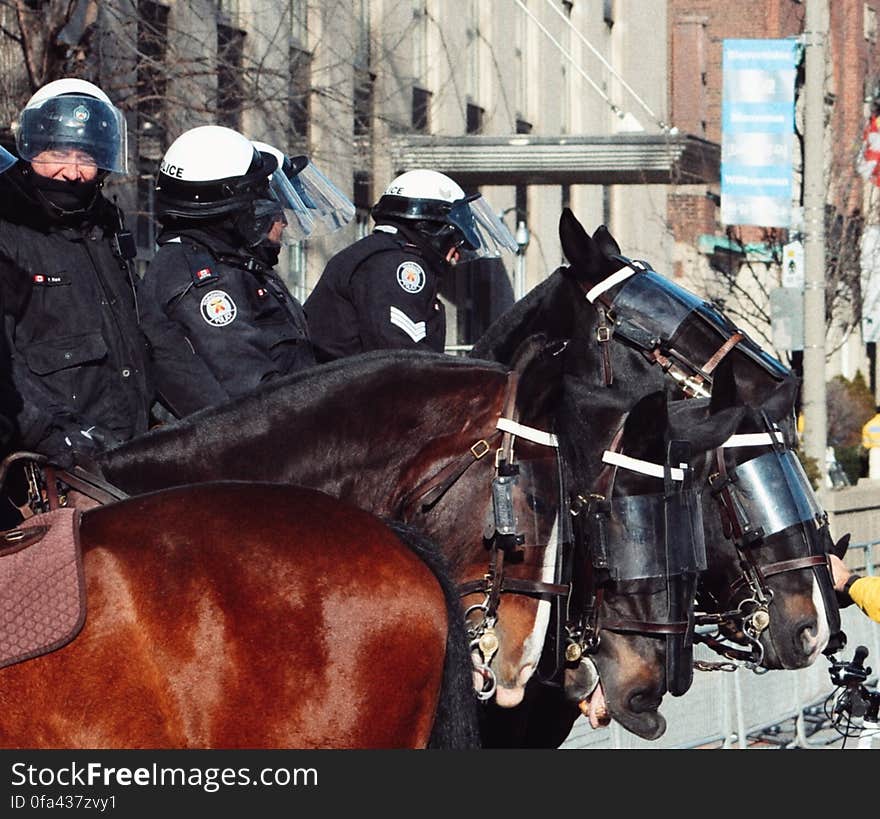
(304, 228, 446, 362)
(0, 177, 152, 461)
(138, 227, 315, 418)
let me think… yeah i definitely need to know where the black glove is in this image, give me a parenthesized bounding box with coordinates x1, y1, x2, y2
(837, 574, 863, 609)
(41, 426, 116, 469)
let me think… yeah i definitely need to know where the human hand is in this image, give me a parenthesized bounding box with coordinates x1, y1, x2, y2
(829, 553, 852, 592)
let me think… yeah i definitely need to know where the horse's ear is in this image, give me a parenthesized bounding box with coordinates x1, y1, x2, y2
(831, 532, 851, 559)
(592, 225, 622, 261)
(621, 391, 668, 461)
(559, 207, 593, 267)
(761, 373, 801, 421)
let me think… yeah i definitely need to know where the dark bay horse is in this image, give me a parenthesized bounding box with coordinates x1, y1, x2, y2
(78, 347, 568, 709)
(470, 209, 838, 742)
(0, 482, 479, 749)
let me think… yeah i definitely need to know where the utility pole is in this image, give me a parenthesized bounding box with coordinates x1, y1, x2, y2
(802, 0, 828, 485)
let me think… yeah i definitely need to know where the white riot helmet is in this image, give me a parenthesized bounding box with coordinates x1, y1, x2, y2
(155, 126, 280, 245)
(16, 78, 128, 174)
(371, 169, 517, 261)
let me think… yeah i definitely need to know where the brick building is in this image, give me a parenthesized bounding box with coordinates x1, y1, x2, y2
(668, 0, 880, 387)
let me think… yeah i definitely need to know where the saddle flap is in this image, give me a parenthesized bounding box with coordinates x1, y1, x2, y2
(0, 508, 85, 670)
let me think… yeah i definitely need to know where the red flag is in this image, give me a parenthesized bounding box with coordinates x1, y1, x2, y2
(858, 113, 880, 186)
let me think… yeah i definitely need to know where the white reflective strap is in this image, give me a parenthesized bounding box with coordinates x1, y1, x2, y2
(601, 450, 686, 481)
(585, 266, 637, 303)
(721, 431, 785, 448)
(496, 418, 559, 447)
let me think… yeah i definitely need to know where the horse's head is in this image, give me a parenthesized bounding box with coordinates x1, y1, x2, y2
(557, 207, 792, 406)
(567, 388, 745, 740)
(679, 362, 841, 671)
(458, 336, 571, 707)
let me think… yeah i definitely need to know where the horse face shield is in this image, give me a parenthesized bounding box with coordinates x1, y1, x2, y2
(592, 485, 706, 697)
(721, 447, 841, 638)
(606, 262, 792, 384)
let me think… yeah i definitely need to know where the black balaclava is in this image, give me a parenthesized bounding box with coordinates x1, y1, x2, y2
(29, 172, 101, 216)
(379, 218, 460, 272)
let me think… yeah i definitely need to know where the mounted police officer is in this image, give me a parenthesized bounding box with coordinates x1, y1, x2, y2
(304, 169, 517, 362)
(138, 125, 353, 418)
(0, 78, 151, 467)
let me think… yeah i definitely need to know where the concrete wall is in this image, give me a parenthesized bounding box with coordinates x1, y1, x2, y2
(819, 479, 880, 573)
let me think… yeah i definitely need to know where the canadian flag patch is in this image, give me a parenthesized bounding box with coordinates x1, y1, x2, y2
(196, 268, 213, 281)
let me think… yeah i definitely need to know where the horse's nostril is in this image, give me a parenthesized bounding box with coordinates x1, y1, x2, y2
(628, 687, 663, 715)
(797, 618, 820, 653)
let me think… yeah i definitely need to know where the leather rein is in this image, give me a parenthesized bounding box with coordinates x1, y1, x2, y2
(399, 368, 569, 698)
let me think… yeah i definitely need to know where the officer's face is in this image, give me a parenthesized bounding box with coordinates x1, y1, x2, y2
(266, 217, 285, 246)
(30, 148, 99, 182)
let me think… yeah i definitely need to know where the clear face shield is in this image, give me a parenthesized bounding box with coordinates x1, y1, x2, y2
(590, 486, 706, 697)
(610, 265, 792, 380)
(727, 449, 825, 546)
(17, 93, 128, 174)
(447, 195, 519, 262)
(593, 490, 707, 581)
(286, 156, 355, 235)
(0, 145, 16, 174)
(264, 162, 314, 245)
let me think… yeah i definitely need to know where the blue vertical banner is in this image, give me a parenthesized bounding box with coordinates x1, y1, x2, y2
(721, 39, 798, 228)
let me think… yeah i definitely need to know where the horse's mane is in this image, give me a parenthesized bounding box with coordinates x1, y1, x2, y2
(385, 519, 481, 749)
(109, 349, 510, 457)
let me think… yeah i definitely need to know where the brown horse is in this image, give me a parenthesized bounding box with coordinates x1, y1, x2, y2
(0, 482, 479, 749)
(79, 343, 569, 710)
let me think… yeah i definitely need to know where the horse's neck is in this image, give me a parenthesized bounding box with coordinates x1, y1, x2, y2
(100, 367, 514, 511)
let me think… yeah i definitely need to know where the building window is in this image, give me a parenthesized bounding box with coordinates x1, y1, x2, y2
(289, 46, 311, 147)
(290, 0, 308, 45)
(217, 22, 245, 130)
(412, 0, 428, 86)
(466, 101, 484, 134)
(412, 86, 432, 133)
(354, 170, 372, 237)
(354, 70, 374, 136)
(866, 4, 877, 43)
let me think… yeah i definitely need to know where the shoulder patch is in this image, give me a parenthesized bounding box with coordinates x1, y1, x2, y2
(200, 290, 237, 327)
(182, 245, 221, 287)
(396, 261, 426, 294)
(192, 266, 218, 286)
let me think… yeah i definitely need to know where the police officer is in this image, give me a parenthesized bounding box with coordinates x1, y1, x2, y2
(304, 169, 517, 362)
(0, 78, 151, 466)
(138, 126, 354, 417)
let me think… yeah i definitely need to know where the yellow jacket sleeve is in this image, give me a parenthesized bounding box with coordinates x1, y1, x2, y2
(849, 576, 880, 624)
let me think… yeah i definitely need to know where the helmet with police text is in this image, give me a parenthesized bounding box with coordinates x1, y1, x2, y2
(371, 169, 518, 262)
(16, 78, 127, 174)
(155, 126, 279, 244)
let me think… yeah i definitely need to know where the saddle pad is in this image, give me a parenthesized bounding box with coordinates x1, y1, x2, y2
(0, 507, 85, 670)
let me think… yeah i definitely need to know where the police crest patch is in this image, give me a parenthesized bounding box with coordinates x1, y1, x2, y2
(396, 261, 426, 294)
(200, 290, 237, 326)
